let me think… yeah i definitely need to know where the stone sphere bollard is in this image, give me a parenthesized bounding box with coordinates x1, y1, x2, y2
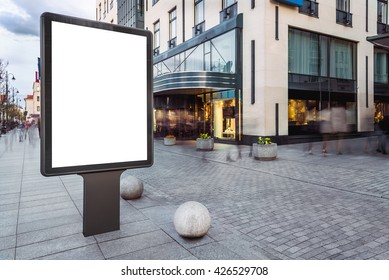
(174, 201, 211, 238)
(120, 176, 144, 200)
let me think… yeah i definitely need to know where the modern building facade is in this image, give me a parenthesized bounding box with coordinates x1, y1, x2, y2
(146, 0, 389, 143)
(98, 1, 389, 143)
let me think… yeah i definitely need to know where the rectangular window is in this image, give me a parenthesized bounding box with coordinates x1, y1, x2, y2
(154, 20, 160, 49)
(288, 28, 356, 79)
(110, 0, 114, 10)
(37, 96, 40, 102)
(152, 0, 159, 6)
(337, 0, 350, 12)
(99, 3, 102, 20)
(378, 0, 388, 24)
(288, 29, 320, 76)
(330, 38, 354, 79)
(336, 0, 352, 26)
(194, 0, 205, 25)
(169, 8, 177, 40)
(375, 50, 389, 83)
(37, 106, 40, 112)
(223, 0, 236, 9)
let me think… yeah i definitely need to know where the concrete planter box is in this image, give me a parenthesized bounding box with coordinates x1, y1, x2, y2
(252, 143, 277, 160)
(164, 137, 176, 146)
(196, 138, 214, 151)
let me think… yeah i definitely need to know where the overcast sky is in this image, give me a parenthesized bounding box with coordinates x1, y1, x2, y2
(0, 0, 96, 104)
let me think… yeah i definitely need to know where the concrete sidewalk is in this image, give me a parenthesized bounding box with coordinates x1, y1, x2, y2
(1, 131, 389, 260)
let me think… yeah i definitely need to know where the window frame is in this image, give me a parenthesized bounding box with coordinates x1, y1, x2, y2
(169, 7, 177, 41)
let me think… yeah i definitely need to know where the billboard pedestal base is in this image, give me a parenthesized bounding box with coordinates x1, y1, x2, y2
(80, 170, 124, 237)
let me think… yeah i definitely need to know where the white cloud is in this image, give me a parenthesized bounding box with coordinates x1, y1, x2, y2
(0, 0, 96, 102)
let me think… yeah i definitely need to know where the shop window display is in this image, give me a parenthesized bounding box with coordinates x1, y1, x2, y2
(288, 99, 318, 126)
(375, 102, 389, 123)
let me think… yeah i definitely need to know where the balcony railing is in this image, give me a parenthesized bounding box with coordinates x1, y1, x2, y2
(219, 2, 238, 23)
(192, 21, 205, 37)
(153, 47, 160, 56)
(377, 21, 389, 34)
(299, 0, 319, 17)
(336, 9, 352, 26)
(167, 37, 177, 49)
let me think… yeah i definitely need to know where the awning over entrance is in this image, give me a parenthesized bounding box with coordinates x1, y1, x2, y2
(154, 71, 238, 94)
(367, 33, 389, 50)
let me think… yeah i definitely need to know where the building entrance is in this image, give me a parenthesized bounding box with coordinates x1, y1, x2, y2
(153, 90, 239, 141)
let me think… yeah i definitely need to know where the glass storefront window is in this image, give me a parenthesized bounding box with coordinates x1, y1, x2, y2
(288, 28, 356, 79)
(375, 50, 389, 84)
(154, 29, 236, 76)
(213, 91, 236, 140)
(288, 29, 319, 76)
(288, 99, 318, 126)
(185, 46, 204, 71)
(375, 102, 389, 122)
(211, 31, 235, 73)
(330, 38, 354, 79)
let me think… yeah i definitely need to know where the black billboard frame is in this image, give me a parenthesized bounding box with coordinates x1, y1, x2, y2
(40, 12, 153, 177)
(40, 12, 153, 236)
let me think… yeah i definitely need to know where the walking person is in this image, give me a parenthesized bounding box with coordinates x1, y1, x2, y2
(377, 116, 388, 154)
(331, 105, 347, 155)
(320, 107, 332, 155)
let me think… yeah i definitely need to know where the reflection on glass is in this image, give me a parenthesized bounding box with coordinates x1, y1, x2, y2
(288, 99, 317, 126)
(288, 28, 356, 79)
(153, 30, 236, 76)
(330, 38, 354, 79)
(195, 0, 204, 25)
(375, 51, 389, 84)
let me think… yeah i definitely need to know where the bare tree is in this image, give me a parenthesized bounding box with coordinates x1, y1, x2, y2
(0, 59, 9, 91)
(0, 59, 10, 122)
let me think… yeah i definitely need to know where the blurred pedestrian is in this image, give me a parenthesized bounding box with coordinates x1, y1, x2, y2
(17, 124, 25, 142)
(376, 116, 388, 154)
(304, 106, 316, 155)
(320, 108, 332, 155)
(331, 105, 347, 155)
(226, 145, 242, 162)
(364, 121, 378, 154)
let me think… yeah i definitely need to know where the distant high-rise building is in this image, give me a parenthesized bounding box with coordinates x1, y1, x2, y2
(96, 0, 144, 28)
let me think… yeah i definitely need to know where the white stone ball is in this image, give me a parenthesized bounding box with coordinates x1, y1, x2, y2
(174, 201, 211, 238)
(120, 176, 144, 200)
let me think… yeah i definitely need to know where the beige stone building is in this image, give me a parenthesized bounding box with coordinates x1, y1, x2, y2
(97, 0, 389, 143)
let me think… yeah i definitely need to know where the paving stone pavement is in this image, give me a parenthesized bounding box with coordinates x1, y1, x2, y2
(1, 130, 389, 260)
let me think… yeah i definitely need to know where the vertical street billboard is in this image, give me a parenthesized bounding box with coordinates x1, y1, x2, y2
(40, 12, 153, 176)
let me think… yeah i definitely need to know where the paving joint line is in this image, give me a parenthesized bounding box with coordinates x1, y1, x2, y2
(155, 147, 389, 201)
(14, 139, 27, 259)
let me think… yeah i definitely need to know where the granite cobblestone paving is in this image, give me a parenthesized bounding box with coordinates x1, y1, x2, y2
(0, 133, 389, 260)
